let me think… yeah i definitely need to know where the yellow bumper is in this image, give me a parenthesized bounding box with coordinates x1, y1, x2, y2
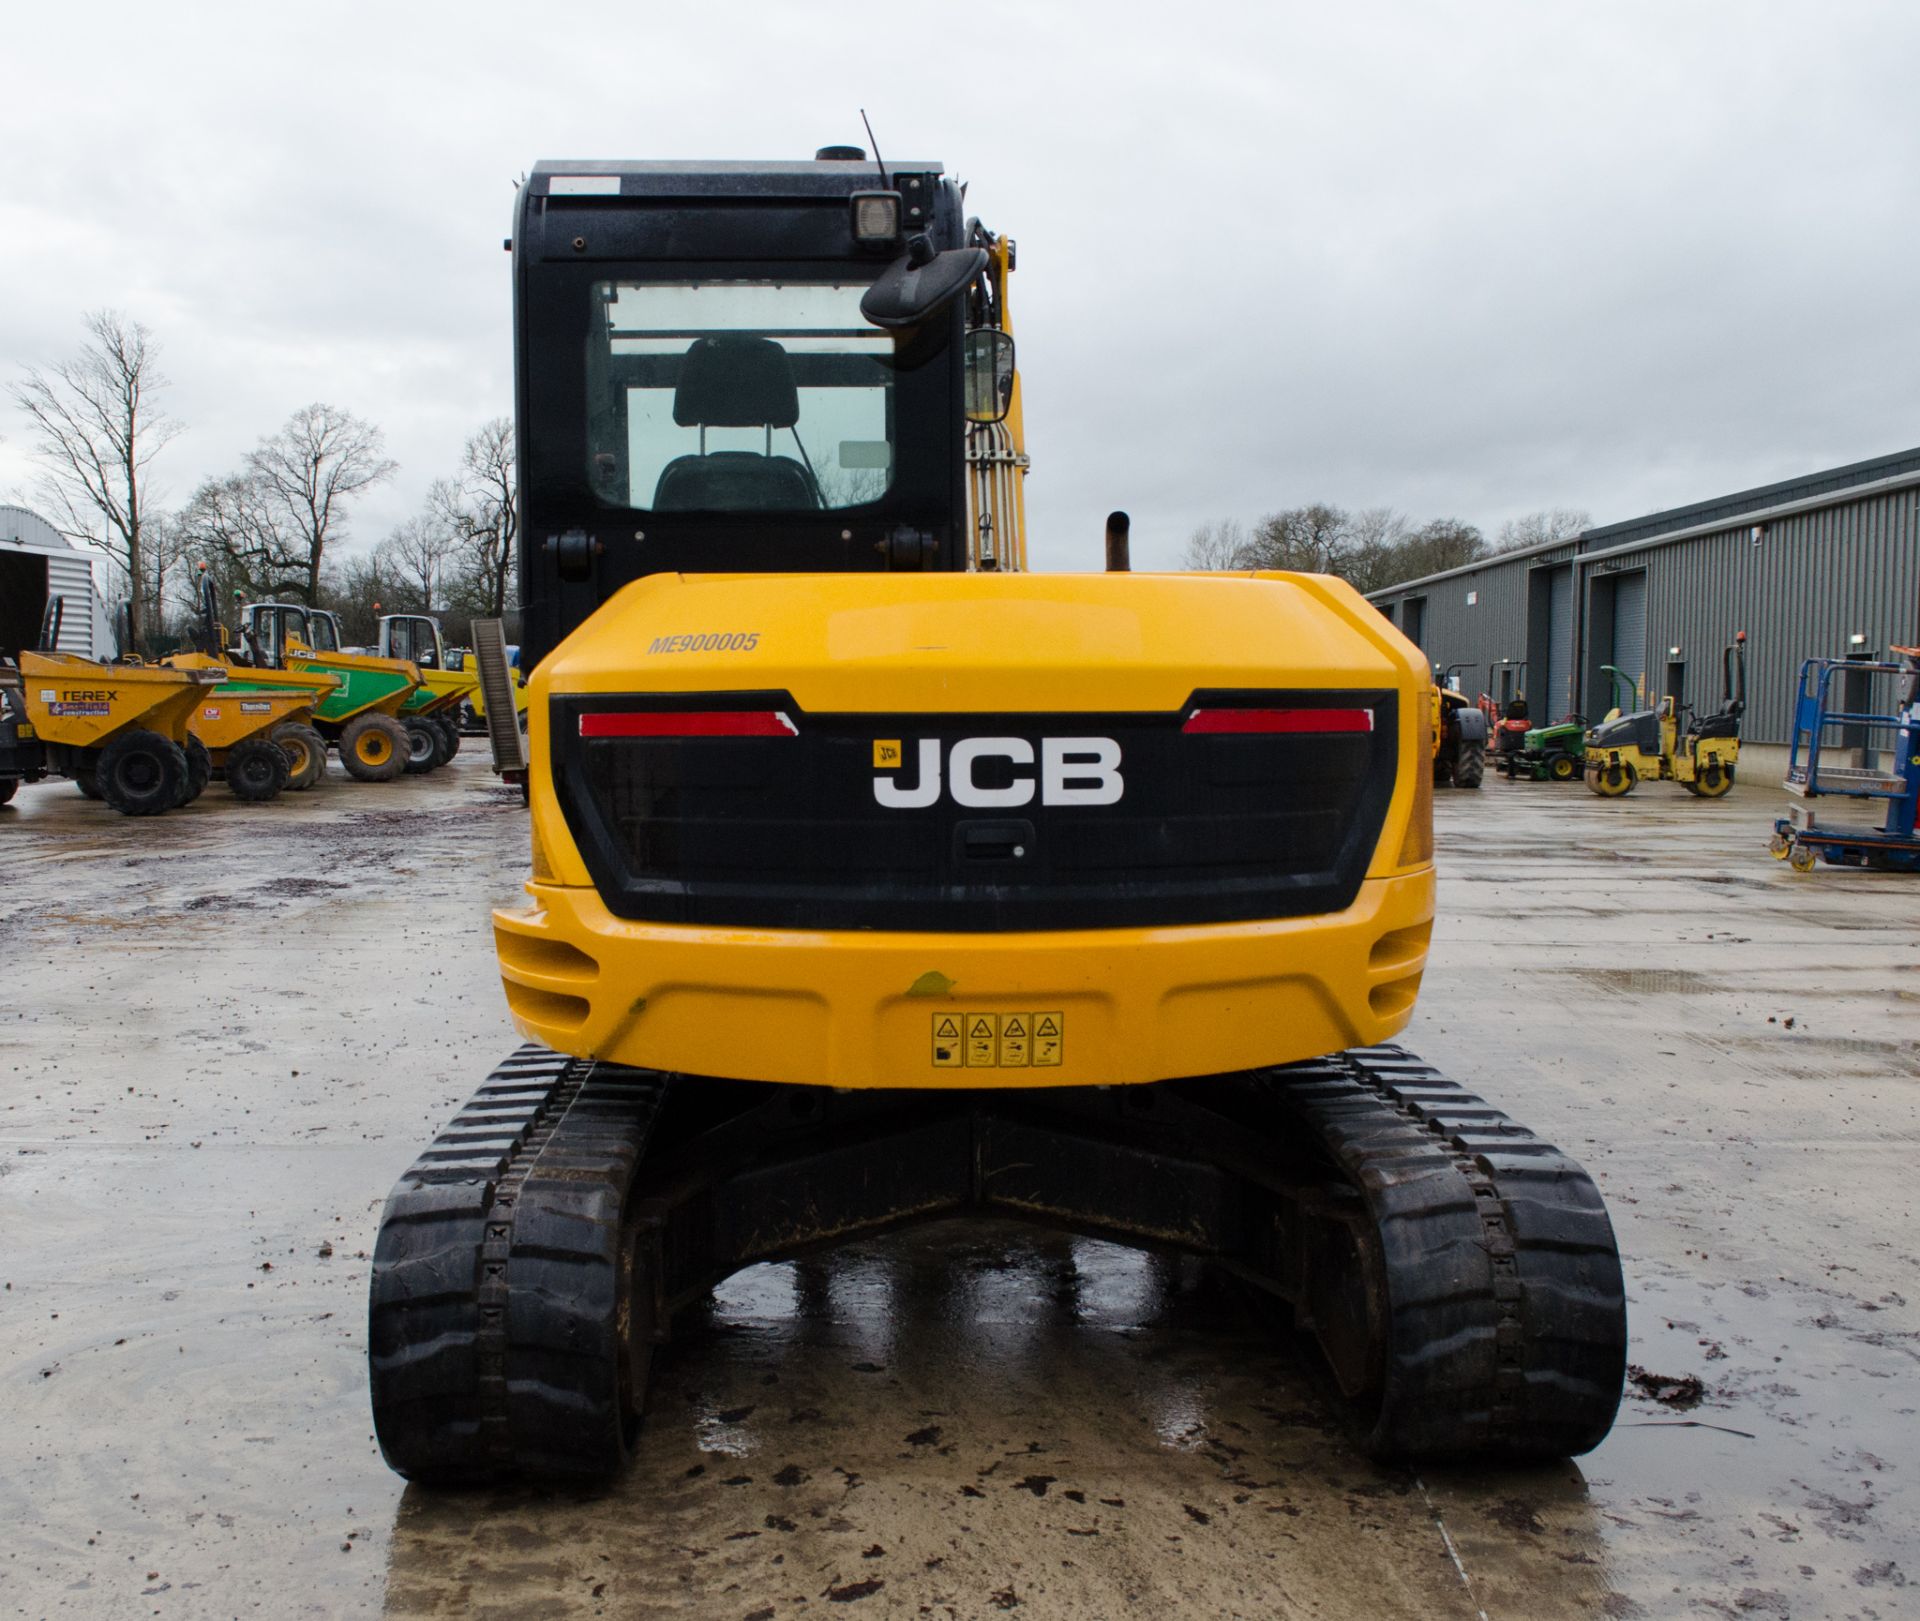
(493, 871, 1433, 1089)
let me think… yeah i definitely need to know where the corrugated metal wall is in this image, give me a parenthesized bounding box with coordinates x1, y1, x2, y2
(1370, 475, 1920, 744)
(1379, 554, 1540, 693)
(1594, 487, 1920, 742)
(44, 552, 101, 654)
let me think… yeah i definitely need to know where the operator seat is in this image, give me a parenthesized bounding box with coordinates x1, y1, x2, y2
(652, 336, 819, 511)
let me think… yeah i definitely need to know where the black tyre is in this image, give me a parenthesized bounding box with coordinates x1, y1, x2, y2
(424, 715, 455, 769)
(402, 717, 440, 774)
(435, 716, 461, 763)
(226, 735, 290, 802)
(341, 714, 407, 782)
(271, 723, 327, 791)
(1454, 742, 1485, 789)
(97, 729, 190, 817)
(1548, 753, 1578, 782)
(73, 766, 102, 800)
(0, 777, 16, 807)
(181, 734, 213, 806)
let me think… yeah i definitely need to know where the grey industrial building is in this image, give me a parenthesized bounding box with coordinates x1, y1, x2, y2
(1367, 447, 1920, 752)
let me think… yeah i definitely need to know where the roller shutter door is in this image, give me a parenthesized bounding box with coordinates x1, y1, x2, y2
(1545, 567, 1573, 720)
(44, 551, 101, 656)
(1611, 570, 1646, 705)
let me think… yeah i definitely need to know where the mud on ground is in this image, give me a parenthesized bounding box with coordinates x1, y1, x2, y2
(1, 759, 1915, 1618)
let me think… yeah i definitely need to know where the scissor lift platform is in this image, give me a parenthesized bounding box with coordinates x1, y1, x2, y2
(1772, 653, 1920, 873)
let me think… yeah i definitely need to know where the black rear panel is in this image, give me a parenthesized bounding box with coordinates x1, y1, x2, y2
(553, 690, 1397, 931)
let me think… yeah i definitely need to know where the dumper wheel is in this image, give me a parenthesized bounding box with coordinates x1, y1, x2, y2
(402, 718, 440, 775)
(98, 729, 190, 817)
(181, 735, 212, 806)
(226, 736, 291, 802)
(438, 717, 462, 760)
(272, 723, 327, 791)
(429, 716, 459, 767)
(1454, 742, 1485, 789)
(73, 766, 102, 800)
(0, 777, 16, 807)
(341, 715, 407, 782)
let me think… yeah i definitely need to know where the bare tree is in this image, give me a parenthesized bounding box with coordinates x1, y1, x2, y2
(138, 510, 193, 643)
(1182, 503, 1488, 592)
(8, 311, 183, 648)
(1240, 504, 1353, 575)
(329, 549, 409, 646)
(378, 512, 460, 609)
(429, 419, 517, 617)
(1342, 508, 1413, 594)
(1181, 519, 1250, 571)
(247, 404, 398, 601)
(175, 471, 310, 603)
(1496, 508, 1590, 552)
(1392, 518, 1486, 583)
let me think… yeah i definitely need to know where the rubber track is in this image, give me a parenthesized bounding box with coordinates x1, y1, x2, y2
(369, 1043, 1624, 1480)
(1268, 1044, 1625, 1460)
(368, 1046, 663, 1483)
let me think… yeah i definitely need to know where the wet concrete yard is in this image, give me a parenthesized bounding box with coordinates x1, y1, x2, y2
(2, 759, 1916, 1618)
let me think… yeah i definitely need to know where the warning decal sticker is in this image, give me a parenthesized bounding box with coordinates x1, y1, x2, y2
(933, 1012, 1064, 1068)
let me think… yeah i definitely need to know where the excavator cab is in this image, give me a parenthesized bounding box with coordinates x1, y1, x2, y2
(369, 149, 1626, 1487)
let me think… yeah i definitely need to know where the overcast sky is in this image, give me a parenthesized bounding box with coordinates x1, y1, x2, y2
(4, 1, 1917, 575)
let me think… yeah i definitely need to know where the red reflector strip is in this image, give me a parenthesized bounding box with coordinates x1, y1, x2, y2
(1182, 707, 1374, 735)
(579, 710, 798, 739)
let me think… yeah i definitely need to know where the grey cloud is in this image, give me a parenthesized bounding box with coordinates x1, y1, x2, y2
(4, 1, 1915, 575)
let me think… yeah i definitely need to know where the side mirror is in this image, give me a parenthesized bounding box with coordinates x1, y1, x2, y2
(860, 237, 988, 330)
(963, 328, 1016, 424)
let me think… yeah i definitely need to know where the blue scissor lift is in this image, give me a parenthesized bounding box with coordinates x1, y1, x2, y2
(1772, 652, 1920, 872)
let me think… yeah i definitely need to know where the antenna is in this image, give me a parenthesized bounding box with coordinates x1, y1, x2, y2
(859, 108, 888, 189)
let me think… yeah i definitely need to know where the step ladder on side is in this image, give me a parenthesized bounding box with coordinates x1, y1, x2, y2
(472, 618, 528, 785)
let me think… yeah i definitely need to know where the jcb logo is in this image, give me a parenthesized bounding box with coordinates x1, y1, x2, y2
(872, 737, 1123, 809)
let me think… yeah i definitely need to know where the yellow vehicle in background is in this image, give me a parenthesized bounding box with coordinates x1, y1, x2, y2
(376, 612, 479, 770)
(5, 599, 218, 814)
(1586, 635, 1746, 798)
(238, 603, 424, 781)
(164, 574, 338, 794)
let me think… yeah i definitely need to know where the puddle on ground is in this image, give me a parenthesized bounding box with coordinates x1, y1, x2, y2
(381, 1222, 1626, 1620)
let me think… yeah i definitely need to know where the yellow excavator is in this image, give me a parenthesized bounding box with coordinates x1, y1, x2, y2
(369, 148, 1626, 1483)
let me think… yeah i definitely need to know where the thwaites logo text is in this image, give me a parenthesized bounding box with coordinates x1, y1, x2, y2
(872, 737, 1123, 808)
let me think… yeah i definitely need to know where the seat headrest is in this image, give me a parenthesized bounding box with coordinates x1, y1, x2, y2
(672, 336, 800, 429)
